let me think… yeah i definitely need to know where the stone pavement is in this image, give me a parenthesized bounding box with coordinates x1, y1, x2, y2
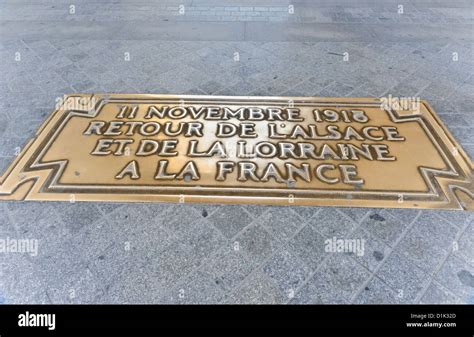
(0, 0, 473, 304)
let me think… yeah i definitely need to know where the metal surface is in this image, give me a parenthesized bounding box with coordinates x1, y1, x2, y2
(0, 94, 472, 209)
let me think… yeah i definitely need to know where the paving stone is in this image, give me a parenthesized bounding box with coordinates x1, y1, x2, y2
(4, 117, 42, 138)
(435, 255, 474, 302)
(383, 209, 420, 226)
(464, 145, 474, 161)
(454, 220, 474, 265)
(87, 243, 134, 287)
(420, 281, 463, 304)
(70, 218, 120, 258)
(155, 205, 201, 233)
(350, 227, 391, 272)
(376, 252, 429, 303)
(145, 220, 226, 289)
(243, 205, 268, 217)
(291, 206, 320, 220)
(256, 207, 304, 242)
(438, 113, 470, 127)
(33, 229, 89, 281)
(0, 254, 49, 304)
(161, 269, 227, 304)
(231, 271, 287, 304)
(0, 0, 473, 305)
(308, 208, 358, 238)
(262, 249, 311, 298)
(234, 223, 278, 266)
(353, 276, 402, 304)
(0, 136, 26, 156)
(339, 207, 368, 224)
(190, 203, 221, 218)
(6, 202, 67, 242)
(199, 245, 255, 292)
(108, 204, 161, 234)
(55, 202, 103, 233)
(291, 254, 370, 304)
(360, 209, 412, 247)
(0, 203, 13, 229)
(432, 210, 473, 228)
(452, 127, 474, 145)
(86, 216, 175, 283)
(24, 40, 58, 59)
(96, 202, 124, 215)
(0, 156, 14, 176)
(46, 267, 104, 304)
(207, 205, 253, 239)
(396, 213, 458, 273)
(287, 225, 326, 270)
(100, 264, 165, 304)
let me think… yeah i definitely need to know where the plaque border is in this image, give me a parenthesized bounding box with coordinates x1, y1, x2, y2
(0, 94, 472, 210)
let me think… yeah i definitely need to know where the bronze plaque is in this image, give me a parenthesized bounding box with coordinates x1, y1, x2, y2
(0, 94, 472, 210)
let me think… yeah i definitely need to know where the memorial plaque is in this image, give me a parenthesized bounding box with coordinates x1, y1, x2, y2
(0, 94, 472, 210)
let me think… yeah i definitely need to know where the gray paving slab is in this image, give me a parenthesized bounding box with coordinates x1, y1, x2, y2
(308, 208, 358, 238)
(255, 207, 305, 242)
(435, 255, 474, 303)
(207, 205, 254, 239)
(230, 270, 288, 304)
(159, 269, 227, 304)
(262, 248, 311, 297)
(420, 281, 463, 304)
(198, 245, 256, 293)
(350, 226, 392, 273)
(291, 254, 371, 304)
(0, 0, 472, 304)
(234, 223, 279, 266)
(359, 209, 415, 248)
(287, 225, 327, 271)
(376, 252, 430, 303)
(396, 213, 459, 273)
(352, 276, 402, 304)
(454, 220, 474, 266)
